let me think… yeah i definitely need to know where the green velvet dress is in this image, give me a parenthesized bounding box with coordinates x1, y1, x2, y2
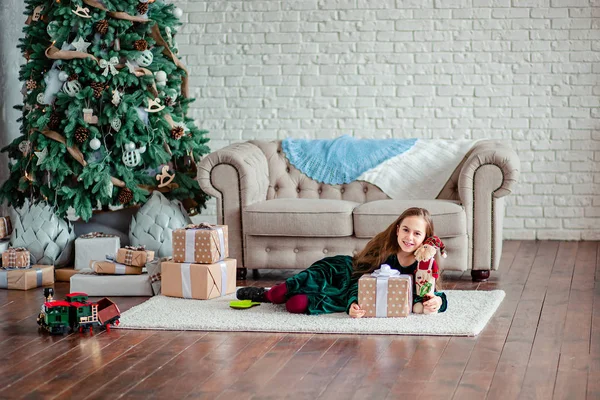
(285, 254, 448, 315)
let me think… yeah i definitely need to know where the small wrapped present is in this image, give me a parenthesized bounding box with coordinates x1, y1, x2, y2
(55, 267, 80, 282)
(1, 247, 31, 269)
(116, 246, 155, 267)
(0, 216, 11, 239)
(146, 256, 169, 296)
(162, 258, 236, 300)
(0, 264, 54, 290)
(172, 223, 228, 264)
(74, 233, 120, 270)
(91, 260, 144, 275)
(358, 264, 413, 318)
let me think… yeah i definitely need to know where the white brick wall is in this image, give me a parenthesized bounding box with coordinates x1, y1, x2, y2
(1, 1, 598, 240)
(177, 0, 599, 240)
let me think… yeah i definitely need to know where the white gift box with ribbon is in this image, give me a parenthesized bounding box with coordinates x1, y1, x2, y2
(358, 264, 413, 318)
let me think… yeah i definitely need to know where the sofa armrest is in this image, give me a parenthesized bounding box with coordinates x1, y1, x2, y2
(198, 141, 269, 208)
(458, 141, 520, 273)
(197, 142, 270, 270)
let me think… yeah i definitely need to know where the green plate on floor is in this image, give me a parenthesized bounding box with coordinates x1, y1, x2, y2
(229, 300, 261, 309)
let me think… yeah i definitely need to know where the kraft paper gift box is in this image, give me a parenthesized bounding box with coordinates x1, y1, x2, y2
(172, 223, 229, 264)
(91, 260, 144, 275)
(116, 246, 155, 267)
(1, 247, 31, 269)
(162, 258, 236, 300)
(55, 267, 79, 282)
(70, 270, 153, 296)
(358, 265, 413, 318)
(74, 233, 120, 271)
(0, 216, 11, 239)
(0, 265, 54, 290)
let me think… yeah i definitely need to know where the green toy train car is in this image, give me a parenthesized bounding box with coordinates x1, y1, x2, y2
(37, 289, 121, 334)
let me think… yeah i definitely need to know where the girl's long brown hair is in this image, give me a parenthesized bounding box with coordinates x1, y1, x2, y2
(352, 207, 435, 278)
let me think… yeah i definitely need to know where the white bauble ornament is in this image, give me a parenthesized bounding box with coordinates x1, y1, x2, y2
(58, 71, 69, 82)
(125, 142, 136, 152)
(136, 50, 153, 67)
(122, 149, 141, 167)
(138, 145, 146, 154)
(89, 138, 101, 150)
(173, 7, 183, 18)
(46, 21, 60, 39)
(155, 70, 167, 87)
(36, 93, 45, 104)
(129, 191, 191, 257)
(62, 80, 81, 97)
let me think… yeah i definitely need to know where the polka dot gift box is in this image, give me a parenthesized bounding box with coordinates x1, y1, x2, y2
(358, 264, 413, 318)
(172, 223, 229, 264)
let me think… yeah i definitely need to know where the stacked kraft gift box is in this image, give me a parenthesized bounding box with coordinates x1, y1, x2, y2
(0, 217, 54, 291)
(161, 223, 236, 300)
(69, 232, 154, 296)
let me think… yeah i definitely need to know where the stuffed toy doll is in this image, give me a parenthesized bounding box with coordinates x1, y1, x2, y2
(412, 235, 446, 314)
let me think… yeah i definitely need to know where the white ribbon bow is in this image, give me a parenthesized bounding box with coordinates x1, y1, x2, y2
(99, 57, 119, 77)
(371, 264, 400, 317)
(370, 264, 400, 278)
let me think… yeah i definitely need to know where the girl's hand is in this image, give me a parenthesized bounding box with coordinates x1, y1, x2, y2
(423, 295, 442, 314)
(349, 302, 366, 318)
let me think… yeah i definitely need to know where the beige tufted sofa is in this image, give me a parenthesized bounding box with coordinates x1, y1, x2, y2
(197, 139, 519, 281)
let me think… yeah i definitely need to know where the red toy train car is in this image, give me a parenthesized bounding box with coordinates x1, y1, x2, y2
(37, 288, 121, 334)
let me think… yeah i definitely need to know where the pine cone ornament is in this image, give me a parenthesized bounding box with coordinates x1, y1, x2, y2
(26, 79, 37, 90)
(137, 2, 149, 15)
(74, 127, 89, 144)
(91, 82, 106, 98)
(96, 19, 108, 34)
(118, 187, 134, 204)
(170, 126, 185, 140)
(48, 113, 61, 130)
(69, 73, 78, 81)
(165, 96, 173, 106)
(133, 39, 148, 51)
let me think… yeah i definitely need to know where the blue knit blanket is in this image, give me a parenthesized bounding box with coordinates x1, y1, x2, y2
(282, 135, 417, 185)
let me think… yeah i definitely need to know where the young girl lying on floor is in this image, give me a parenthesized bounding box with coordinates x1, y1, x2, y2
(236, 207, 447, 318)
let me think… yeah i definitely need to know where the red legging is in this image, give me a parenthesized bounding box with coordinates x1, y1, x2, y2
(265, 283, 308, 314)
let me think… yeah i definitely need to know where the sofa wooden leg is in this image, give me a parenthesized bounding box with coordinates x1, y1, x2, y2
(252, 269, 260, 279)
(237, 267, 248, 280)
(471, 270, 490, 282)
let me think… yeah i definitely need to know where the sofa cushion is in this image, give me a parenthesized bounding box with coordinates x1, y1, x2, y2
(353, 200, 466, 238)
(244, 198, 359, 237)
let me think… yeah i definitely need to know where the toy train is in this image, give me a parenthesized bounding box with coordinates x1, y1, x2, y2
(37, 288, 121, 334)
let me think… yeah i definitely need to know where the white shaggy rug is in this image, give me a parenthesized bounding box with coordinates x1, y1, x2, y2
(116, 290, 505, 337)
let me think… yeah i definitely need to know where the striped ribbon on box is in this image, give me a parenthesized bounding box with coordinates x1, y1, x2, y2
(79, 232, 117, 239)
(150, 272, 161, 283)
(4, 247, 30, 269)
(123, 245, 147, 265)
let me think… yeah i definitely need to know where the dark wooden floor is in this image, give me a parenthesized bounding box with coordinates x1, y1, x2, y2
(0, 240, 598, 399)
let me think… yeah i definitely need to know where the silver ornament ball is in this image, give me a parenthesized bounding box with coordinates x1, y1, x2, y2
(89, 138, 101, 150)
(173, 7, 183, 18)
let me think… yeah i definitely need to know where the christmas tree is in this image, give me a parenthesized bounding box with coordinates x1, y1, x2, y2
(1, 0, 210, 221)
